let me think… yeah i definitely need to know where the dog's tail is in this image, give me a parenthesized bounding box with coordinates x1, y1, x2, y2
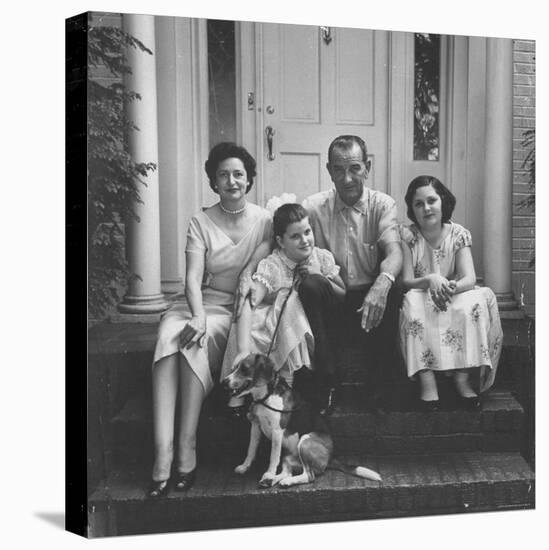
(328, 459, 382, 482)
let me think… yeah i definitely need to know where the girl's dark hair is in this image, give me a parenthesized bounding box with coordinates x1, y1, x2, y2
(204, 142, 257, 193)
(273, 203, 309, 242)
(404, 175, 456, 224)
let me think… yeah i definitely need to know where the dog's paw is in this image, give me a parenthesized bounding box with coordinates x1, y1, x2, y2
(258, 474, 275, 489)
(234, 463, 250, 474)
(278, 477, 293, 487)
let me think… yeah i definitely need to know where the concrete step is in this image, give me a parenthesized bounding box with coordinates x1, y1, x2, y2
(88, 318, 533, 395)
(87, 451, 534, 537)
(109, 388, 524, 472)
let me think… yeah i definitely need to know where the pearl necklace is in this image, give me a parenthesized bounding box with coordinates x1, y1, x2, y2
(219, 202, 247, 215)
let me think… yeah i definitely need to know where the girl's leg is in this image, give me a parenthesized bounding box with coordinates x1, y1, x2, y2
(454, 369, 478, 398)
(176, 356, 206, 473)
(152, 354, 179, 482)
(418, 369, 439, 402)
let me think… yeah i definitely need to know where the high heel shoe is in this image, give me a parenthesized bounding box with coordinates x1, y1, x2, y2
(174, 469, 196, 492)
(457, 395, 481, 410)
(147, 479, 170, 498)
(417, 398, 440, 412)
(226, 404, 247, 419)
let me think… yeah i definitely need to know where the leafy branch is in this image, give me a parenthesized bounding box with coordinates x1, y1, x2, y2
(87, 18, 156, 320)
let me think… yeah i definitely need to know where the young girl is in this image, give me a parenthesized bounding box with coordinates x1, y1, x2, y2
(399, 176, 503, 411)
(221, 203, 345, 407)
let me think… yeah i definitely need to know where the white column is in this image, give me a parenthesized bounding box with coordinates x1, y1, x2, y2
(483, 38, 519, 313)
(119, 14, 168, 313)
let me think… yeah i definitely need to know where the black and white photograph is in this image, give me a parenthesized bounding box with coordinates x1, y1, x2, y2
(6, 1, 546, 548)
(71, 6, 538, 538)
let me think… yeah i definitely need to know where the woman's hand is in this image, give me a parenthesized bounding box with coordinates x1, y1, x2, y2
(427, 274, 454, 311)
(179, 315, 207, 349)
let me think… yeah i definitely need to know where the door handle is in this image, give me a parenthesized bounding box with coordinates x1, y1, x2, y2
(265, 126, 276, 161)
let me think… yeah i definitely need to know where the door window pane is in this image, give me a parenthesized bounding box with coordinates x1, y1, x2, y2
(207, 20, 236, 146)
(414, 33, 440, 160)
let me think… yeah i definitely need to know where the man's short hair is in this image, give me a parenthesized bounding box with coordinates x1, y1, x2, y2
(327, 135, 368, 164)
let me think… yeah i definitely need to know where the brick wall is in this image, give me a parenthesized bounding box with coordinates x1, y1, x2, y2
(512, 39, 535, 317)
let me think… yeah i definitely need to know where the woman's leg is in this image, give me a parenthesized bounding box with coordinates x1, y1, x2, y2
(454, 369, 478, 398)
(418, 369, 439, 402)
(175, 356, 206, 473)
(152, 354, 179, 482)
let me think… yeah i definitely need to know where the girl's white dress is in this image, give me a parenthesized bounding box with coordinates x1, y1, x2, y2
(221, 247, 340, 377)
(399, 222, 503, 392)
(153, 205, 272, 394)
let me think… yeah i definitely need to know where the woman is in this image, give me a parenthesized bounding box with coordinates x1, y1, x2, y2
(149, 142, 272, 497)
(399, 176, 503, 411)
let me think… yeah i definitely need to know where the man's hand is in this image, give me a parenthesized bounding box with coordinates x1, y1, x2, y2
(357, 275, 391, 332)
(179, 315, 207, 349)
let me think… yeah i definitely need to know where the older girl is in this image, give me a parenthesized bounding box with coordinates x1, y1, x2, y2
(399, 176, 503, 411)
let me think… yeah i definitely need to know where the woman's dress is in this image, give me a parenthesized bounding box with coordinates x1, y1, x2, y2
(221, 247, 340, 377)
(399, 222, 503, 392)
(153, 204, 272, 394)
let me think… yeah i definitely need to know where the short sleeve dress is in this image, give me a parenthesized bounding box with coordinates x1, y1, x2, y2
(153, 204, 272, 394)
(399, 222, 503, 392)
(221, 246, 340, 378)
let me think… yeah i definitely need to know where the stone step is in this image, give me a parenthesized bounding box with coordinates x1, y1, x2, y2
(87, 451, 534, 537)
(88, 318, 532, 401)
(109, 388, 524, 472)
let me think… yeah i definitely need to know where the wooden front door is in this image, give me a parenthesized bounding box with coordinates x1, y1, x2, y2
(241, 23, 391, 205)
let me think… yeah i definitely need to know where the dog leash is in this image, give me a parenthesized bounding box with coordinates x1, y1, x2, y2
(265, 270, 299, 359)
(252, 270, 303, 414)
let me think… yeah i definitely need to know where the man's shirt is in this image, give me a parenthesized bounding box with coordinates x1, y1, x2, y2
(303, 187, 400, 289)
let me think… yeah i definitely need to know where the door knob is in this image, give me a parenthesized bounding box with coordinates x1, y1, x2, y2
(265, 126, 276, 161)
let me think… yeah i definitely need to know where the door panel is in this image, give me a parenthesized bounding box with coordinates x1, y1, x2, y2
(335, 29, 375, 124)
(258, 24, 389, 204)
(280, 25, 320, 123)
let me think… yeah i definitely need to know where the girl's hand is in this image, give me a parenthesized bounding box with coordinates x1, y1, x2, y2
(179, 315, 207, 349)
(427, 274, 453, 311)
(296, 263, 322, 278)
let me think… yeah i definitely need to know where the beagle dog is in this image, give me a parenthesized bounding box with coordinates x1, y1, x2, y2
(223, 353, 381, 488)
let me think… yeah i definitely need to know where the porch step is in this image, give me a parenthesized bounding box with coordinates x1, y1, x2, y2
(109, 388, 524, 471)
(88, 451, 534, 537)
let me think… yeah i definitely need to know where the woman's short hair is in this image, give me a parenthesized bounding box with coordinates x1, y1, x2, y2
(273, 203, 309, 241)
(204, 142, 257, 193)
(404, 175, 456, 224)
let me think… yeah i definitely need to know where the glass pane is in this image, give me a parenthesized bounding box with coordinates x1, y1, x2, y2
(207, 20, 236, 146)
(414, 33, 440, 161)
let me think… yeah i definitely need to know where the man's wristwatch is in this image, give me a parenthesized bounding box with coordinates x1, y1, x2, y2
(379, 271, 395, 285)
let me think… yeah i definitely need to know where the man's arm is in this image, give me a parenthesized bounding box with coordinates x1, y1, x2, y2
(358, 240, 402, 332)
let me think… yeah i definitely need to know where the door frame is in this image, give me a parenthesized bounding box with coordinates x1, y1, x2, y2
(236, 24, 481, 247)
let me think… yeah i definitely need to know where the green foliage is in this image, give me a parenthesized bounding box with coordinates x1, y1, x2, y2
(519, 128, 535, 267)
(414, 33, 440, 161)
(87, 19, 156, 320)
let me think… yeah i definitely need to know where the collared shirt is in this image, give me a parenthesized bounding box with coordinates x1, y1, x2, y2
(303, 187, 400, 288)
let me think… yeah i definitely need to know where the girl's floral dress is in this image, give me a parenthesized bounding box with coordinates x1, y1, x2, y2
(399, 223, 503, 392)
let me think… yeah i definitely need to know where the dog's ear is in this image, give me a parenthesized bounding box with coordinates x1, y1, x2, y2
(252, 354, 275, 383)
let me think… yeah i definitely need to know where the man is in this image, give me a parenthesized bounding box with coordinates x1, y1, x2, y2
(299, 135, 403, 414)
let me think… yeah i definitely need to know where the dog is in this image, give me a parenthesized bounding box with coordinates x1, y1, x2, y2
(223, 353, 382, 488)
